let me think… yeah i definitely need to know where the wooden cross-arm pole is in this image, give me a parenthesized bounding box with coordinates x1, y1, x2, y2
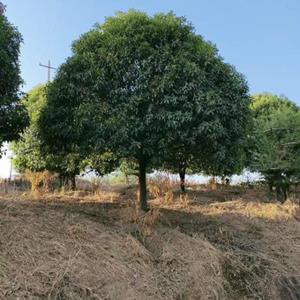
(39, 60, 57, 82)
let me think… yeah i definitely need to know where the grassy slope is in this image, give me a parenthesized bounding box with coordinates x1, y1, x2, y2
(0, 185, 299, 299)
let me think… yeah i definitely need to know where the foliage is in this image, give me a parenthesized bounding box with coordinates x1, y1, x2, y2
(39, 11, 250, 210)
(156, 22, 251, 190)
(85, 152, 119, 177)
(38, 55, 102, 156)
(0, 2, 28, 155)
(251, 93, 298, 118)
(250, 93, 300, 201)
(12, 85, 47, 172)
(12, 85, 86, 189)
(119, 159, 138, 177)
(12, 127, 47, 173)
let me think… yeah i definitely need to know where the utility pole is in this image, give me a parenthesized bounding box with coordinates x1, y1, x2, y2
(39, 60, 56, 82)
(0, 3, 6, 15)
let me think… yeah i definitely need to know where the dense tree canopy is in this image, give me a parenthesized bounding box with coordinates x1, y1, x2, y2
(12, 85, 87, 190)
(39, 11, 251, 210)
(251, 93, 298, 118)
(0, 3, 28, 155)
(164, 68, 251, 192)
(250, 93, 300, 201)
(12, 85, 49, 173)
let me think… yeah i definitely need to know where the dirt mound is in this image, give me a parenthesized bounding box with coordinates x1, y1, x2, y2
(0, 199, 224, 299)
(0, 193, 299, 299)
(145, 229, 226, 299)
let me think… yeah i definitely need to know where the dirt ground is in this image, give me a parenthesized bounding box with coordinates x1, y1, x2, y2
(0, 184, 299, 299)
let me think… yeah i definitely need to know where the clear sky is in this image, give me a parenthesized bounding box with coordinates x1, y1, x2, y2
(1, 0, 300, 177)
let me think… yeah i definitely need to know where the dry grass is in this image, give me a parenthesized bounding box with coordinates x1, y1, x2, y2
(0, 184, 299, 299)
(24, 170, 57, 193)
(0, 198, 226, 299)
(190, 199, 300, 221)
(148, 174, 175, 199)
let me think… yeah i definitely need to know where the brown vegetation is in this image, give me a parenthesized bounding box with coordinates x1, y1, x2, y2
(24, 170, 57, 193)
(0, 183, 299, 299)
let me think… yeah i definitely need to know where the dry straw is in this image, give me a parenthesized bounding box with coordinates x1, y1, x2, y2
(0, 183, 299, 299)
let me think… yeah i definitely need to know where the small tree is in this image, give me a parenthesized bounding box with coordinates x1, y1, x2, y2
(12, 85, 48, 172)
(0, 2, 28, 155)
(12, 85, 86, 190)
(250, 93, 300, 202)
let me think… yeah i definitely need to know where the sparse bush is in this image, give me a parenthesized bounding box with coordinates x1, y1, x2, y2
(148, 182, 161, 199)
(208, 177, 217, 190)
(24, 170, 44, 193)
(164, 190, 174, 206)
(148, 174, 176, 199)
(42, 170, 56, 192)
(24, 170, 56, 193)
(179, 193, 189, 208)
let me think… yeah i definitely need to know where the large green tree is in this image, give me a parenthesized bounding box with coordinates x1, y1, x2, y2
(250, 93, 300, 201)
(39, 11, 250, 210)
(0, 3, 28, 155)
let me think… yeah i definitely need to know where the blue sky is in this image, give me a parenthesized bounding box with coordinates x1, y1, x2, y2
(4, 0, 300, 105)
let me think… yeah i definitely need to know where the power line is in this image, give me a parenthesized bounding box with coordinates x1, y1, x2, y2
(263, 125, 300, 133)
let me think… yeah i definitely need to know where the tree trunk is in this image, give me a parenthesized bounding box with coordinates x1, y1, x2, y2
(138, 160, 148, 211)
(70, 174, 76, 191)
(179, 168, 186, 193)
(275, 186, 280, 202)
(59, 174, 65, 189)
